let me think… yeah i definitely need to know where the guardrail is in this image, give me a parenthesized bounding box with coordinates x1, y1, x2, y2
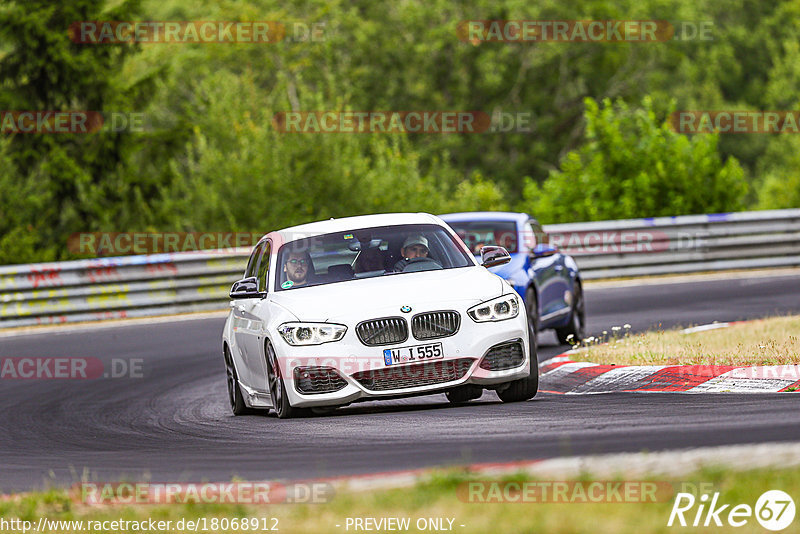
(0, 252, 250, 328)
(1, 208, 799, 328)
(548, 208, 800, 279)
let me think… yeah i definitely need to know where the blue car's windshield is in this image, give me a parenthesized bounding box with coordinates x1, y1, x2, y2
(275, 224, 473, 291)
(445, 220, 518, 254)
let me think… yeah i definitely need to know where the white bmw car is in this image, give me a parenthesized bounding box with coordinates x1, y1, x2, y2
(222, 213, 537, 418)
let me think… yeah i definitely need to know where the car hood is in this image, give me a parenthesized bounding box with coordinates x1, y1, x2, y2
(269, 267, 505, 323)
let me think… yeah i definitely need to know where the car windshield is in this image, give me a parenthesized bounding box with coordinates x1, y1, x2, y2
(445, 220, 518, 254)
(275, 223, 473, 291)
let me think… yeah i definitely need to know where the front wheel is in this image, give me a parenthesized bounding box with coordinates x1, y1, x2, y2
(524, 287, 539, 355)
(265, 340, 308, 419)
(556, 280, 586, 345)
(224, 346, 254, 415)
(496, 331, 539, 402)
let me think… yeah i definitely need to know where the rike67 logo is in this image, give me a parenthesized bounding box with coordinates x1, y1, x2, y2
(668, 490, 795, 531)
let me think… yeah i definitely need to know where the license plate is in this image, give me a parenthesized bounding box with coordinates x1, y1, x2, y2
(383, 342, 443, 366)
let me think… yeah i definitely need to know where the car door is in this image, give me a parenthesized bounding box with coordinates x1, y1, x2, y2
(231, 240, 270, 391)
(526, 220, 570, 326)
(246, 242, 273, 392)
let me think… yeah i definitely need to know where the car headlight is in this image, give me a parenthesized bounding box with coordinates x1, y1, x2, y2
(467, 294, 519, 322)
(278, 322, 347, 346)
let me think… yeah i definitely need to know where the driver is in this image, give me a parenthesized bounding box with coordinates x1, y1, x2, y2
(393, 235, 430, 272)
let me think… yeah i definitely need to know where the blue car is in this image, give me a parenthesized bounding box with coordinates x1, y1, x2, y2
(439, 212, 585, 348)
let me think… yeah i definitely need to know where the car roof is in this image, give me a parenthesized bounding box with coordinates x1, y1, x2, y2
(438, 211, 530, 224)
(272, 212, 444, 242)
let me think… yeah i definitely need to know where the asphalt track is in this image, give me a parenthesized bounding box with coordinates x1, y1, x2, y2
(1, 272, 799, 492)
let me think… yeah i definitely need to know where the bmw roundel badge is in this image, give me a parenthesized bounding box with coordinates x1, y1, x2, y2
(400, 305, 412, 313)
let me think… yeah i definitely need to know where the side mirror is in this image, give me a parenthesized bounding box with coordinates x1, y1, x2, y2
(481, 246, 511, 268)
(230, 276, 261, 299)
(531, 243, 558, 258)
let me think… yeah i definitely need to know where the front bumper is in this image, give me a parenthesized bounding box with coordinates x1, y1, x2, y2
(275, 313, 529, 408)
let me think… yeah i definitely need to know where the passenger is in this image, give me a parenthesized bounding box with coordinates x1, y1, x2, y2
(283, 251, 312, 287)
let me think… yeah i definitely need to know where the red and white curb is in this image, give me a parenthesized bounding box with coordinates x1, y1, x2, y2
(539, 321, 800, 394)
(539, 358, 800, 394)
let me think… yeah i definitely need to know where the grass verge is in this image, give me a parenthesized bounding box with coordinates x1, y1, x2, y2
(1, 465, 799, 533)
(572, 315, 800, 367)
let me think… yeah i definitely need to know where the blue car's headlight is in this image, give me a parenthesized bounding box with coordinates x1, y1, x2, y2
(467, 294, 519, 322)
(278, 322, 347, 345)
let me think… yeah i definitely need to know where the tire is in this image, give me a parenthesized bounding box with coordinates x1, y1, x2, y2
(496, 331, 539, 403)
(524, 287, 539, 355)
(265, 340, 308, 419)
(445, 385, 483, 404)
(224, 345, 254, 415)
(556, 279, 586, 345)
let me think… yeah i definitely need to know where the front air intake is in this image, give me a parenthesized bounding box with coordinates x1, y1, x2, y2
(479, 339, 525, 371)
(293, 366, 348, 395)
(352, 358, 474, 391)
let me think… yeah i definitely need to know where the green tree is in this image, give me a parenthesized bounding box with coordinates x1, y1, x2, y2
(4, 0, 800, 265)
(167, 69, 507, 233)
(0, 0, 166, 263)
(755, 136, 800, 209)
(521, 97, 748, 222)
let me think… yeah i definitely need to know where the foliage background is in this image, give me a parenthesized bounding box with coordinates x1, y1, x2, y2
(0, 0, 798, 264)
